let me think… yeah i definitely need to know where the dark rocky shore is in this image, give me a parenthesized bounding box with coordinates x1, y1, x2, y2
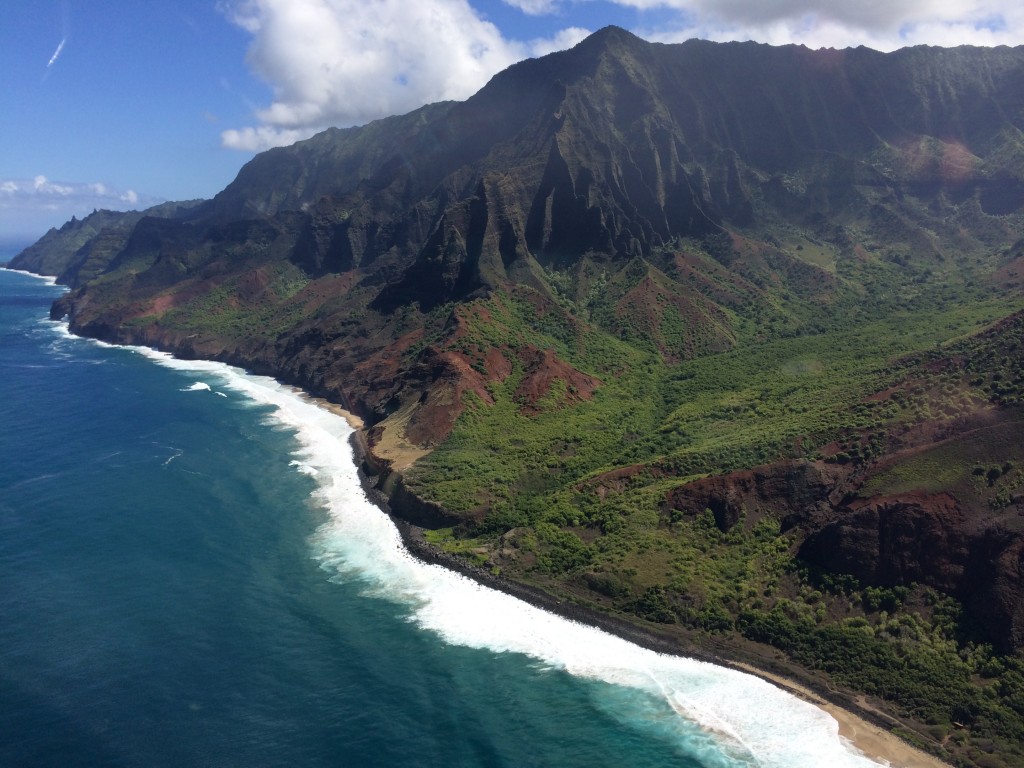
(347, 434, 949, 767)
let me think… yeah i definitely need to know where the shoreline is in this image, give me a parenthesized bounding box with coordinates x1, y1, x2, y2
(728, 661, 949, 768)
(347, 431, 951, 768)
(14, 267, 947, 767)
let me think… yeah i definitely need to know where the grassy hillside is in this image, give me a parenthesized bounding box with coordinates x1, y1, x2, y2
(399, 242, 1024, 767)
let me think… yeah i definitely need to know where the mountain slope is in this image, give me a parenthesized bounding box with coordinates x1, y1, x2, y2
(12, 28, 1024, 766)
(7, 200, 201, 281)
(26, 30, 1024, 431)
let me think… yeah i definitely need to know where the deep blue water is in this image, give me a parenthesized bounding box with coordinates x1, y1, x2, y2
(0, 264, 882, 768)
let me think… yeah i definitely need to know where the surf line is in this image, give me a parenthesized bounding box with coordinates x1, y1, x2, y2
(49, 318, 886, 768)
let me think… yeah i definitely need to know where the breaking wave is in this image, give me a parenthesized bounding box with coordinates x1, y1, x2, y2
(86, 342, 884, 768)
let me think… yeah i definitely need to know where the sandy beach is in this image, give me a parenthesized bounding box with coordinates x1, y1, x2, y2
(310, 397, 365, 430)
(729, 662, 950, 768)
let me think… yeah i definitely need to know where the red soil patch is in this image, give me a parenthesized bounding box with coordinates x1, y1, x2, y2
(513, 345, 600, 416)
(404, 345, 515, 446)
(295, 273, 359, 312)
(141, 277, 230, 318)
(671, 252, 748, 306)
(148, 294, 177, 315)
(616, 275, 732, 362)
(994, 254, 1024, 289)
(577, 463, 665, 499)
(236, 268, 271, 303)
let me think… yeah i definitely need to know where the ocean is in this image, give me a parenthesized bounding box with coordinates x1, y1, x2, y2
(0, 263, 884, 767)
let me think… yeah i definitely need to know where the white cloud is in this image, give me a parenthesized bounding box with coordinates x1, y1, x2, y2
(0, 177, 162, 241)
(32, 175, 73, 196)
(216, 0, 1024, 154)
(1, 177, 156, 209)
(502, 0, 561, 14)
(529, 26, 591, 57)
(616, 0, 1024, 50)
(220, 125, 316, 153)
(219, 0, 587, 151)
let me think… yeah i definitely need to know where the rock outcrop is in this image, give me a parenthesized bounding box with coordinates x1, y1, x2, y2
(665, 455, 1024, 652)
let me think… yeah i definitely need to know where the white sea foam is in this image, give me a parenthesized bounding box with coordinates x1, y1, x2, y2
(71, 340, 886, 768)
(0, 266, 62, 286)
(289, 459, 318, 476)
(181, 382, 213, 392)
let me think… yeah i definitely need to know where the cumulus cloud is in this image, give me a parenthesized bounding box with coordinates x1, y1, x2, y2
(490, 0, 1024, 49)
(530, 26, 592, 57)
(3, 175, 146, 207)
(216, 0, 1024, 154)
(502, 0, 561, 14)
(221, 126, 326, 153)
(219, 0, 588, 151)
(613, 0, 1024, 50)
(0, 176, 161, 240)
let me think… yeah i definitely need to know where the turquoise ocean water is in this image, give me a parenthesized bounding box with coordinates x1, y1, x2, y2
(0, 262, 884, 767)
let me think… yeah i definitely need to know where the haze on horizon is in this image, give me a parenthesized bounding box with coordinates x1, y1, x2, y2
(3, 0, 1022, 243)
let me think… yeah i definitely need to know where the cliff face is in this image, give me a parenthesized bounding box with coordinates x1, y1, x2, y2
(800, 493, 1024, 650)
(24, 30, 1024, 436)
(8, 200, 202, 280)
(198, 31, 1024, 292)
(665, 452, 1024, 652)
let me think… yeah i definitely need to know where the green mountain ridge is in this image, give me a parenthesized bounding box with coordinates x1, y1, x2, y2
(11, 27, 1024, 766)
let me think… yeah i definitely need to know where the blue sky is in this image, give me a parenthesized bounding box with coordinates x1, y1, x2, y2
(3, 0, 1023, 245)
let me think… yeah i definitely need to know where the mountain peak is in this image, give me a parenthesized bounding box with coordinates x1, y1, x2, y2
(581, 25, 643, 45)
(568, 24, 649, 60)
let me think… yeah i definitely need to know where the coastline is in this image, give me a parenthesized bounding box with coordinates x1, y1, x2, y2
(14, 261, 947, 767)
(727, 661, 949, 768)
(346, 434, 951, 768)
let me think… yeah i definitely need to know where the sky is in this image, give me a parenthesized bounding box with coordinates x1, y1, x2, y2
(3, 0, 1024, 246)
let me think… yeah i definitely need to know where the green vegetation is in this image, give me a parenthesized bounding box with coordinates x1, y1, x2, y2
(159, 263, 311, 338)
(408, 284, 1020, 512)
(401, 246, 1024, 766)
